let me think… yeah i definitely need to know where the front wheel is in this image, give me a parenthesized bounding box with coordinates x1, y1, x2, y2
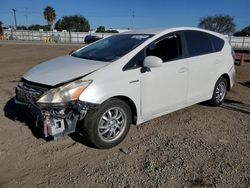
(82, 99, 132, 149)
(210, 77, 228, 106)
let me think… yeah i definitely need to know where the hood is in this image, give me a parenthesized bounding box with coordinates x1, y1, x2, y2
(23, 55, 109, 86)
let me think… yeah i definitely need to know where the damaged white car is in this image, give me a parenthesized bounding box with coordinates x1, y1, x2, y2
(15, 27, 235, 148)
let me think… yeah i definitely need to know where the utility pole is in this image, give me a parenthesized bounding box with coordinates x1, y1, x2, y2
(12, 9, 17, 29)
(132, 11, 135, 29)
(24, 8, 28, 29)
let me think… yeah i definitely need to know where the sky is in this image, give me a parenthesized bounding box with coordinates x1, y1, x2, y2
(0, 0, 249, 31)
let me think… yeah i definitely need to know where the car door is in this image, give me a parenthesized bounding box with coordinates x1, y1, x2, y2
(183, 30, 216, 104)
(140, 32, 189, 120)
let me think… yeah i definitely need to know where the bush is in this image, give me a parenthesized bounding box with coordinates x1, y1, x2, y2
(96, 26, 119, 33)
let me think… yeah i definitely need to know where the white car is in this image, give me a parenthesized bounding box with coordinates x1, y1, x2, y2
(15, 27, 235, 148)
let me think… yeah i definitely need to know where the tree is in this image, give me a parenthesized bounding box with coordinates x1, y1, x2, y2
(17, 25, 28, 30)
(0, 21, 3, 34)
(28, 24, 50, 31)
(234, 26, 250, 36)
(96, 26, 106, 33)
(55, 19, 62, 31)
(55, 15, 90, 32)
(43, 6, 56, 31)
(106, 29, 119, 33)
(198, 14, 236, 34)
(96, 26, 118, 33)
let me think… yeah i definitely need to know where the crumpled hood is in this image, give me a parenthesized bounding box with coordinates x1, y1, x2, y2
(23, 55, 109, 86)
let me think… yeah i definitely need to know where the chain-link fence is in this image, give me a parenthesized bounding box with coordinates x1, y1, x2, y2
(227, 36, 250, 50)
(1, 29, 250, 50)
(1, 29, 115, 43)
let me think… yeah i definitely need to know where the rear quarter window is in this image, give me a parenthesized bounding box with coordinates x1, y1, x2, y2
(207, 34, 225, 52)
(184, 30, 213, 57)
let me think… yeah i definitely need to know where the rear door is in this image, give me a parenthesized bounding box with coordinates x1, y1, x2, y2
(184, 30, 217, 104)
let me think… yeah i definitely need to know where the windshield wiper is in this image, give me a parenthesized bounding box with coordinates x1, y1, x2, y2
(72, 54, 95, 60)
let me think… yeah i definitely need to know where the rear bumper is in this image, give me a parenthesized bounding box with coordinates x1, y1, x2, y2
(228, 65, 236, 89)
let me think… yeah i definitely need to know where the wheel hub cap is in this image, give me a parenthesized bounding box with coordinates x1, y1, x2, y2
(215, 82, 226, 102)
(98, 107, 126, 142)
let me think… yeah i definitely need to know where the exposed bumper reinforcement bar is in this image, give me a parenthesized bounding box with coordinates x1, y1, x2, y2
(15, 98, 99, 140)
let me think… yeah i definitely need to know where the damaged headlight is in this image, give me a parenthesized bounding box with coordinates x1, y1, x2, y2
(37, 79, 92, 104)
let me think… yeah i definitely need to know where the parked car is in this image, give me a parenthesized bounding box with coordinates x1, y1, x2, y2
(15, 27, 235, 148)
(84, 35, 101, 44)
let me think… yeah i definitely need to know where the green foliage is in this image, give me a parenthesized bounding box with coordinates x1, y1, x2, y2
(55, 19, 61, 31)
(105, 29, 119, 33)
(198, 14, 236, 34)
(55, 15, 90, 32)
(234, 26, 250, 36)
(43, 6, 56, 31)
(96, 26, 106, 33)
(96, 26, 118, 33)
(17, 25, 28, 30)
(0, 21, 3, 34)
(28, 24, 50, 31)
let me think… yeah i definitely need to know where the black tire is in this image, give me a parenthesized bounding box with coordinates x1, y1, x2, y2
(82, 98, 132, 149)
(210, 77, 228, 106)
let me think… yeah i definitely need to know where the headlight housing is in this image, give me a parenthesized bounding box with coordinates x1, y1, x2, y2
(37, 79, 92, 104)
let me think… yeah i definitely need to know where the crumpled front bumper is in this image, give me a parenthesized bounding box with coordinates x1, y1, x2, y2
(15, 97, 98, 140)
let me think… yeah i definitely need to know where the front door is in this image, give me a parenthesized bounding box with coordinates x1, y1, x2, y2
(140, 33, 188, 120)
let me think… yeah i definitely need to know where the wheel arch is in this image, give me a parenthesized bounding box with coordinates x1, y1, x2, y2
(109, 95, 138, 125)
(220, 73, 231, 91)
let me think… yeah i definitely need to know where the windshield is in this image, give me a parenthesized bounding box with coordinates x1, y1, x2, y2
(72, 34, 153, 62)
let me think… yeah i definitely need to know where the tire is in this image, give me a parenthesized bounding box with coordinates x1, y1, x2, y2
(210, 77, 228, 106)
(82, 98, 132, 149)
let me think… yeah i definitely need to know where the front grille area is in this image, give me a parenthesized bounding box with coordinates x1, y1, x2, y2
(16, 81, 49, 104)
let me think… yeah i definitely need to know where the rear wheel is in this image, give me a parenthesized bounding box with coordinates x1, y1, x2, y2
(210, 77, 228, 106)
(82, 98, 132, 149)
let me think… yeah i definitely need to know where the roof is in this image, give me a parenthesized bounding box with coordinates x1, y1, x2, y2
(122, 27, 223, 38)
(123, 28, 167, 35)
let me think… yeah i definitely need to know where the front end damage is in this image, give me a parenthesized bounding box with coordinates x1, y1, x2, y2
(15, 80, 97, 140)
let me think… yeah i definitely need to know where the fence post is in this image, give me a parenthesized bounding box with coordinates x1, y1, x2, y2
(242, 37, 245, 49)
(69, 30, 72, 43)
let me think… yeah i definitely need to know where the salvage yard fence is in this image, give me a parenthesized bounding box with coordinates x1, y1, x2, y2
(1, 29, 250, 49)
(227, 36, 250, 50)
(1, 29, 114, 43)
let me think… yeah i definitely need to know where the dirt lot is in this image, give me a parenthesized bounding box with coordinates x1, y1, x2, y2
(0, 42, 249, 188)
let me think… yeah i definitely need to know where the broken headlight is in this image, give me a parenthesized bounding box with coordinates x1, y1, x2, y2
(37, 79, 92, 104)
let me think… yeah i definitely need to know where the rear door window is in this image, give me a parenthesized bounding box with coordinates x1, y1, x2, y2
(184, 31, 213, 57)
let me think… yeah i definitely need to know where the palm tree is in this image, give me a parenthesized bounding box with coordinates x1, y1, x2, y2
(43, 6, 56, 31)
(0, 21, 3, 34)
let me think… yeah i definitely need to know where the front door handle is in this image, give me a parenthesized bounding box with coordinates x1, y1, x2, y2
(178, 67, 188, 73)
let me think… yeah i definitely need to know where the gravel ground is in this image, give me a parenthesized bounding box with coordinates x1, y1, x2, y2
(0, 42, 249, 188)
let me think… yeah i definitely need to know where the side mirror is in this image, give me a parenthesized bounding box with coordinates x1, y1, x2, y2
(143, 56, 163, 68)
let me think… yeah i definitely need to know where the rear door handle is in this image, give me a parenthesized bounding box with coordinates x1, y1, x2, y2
(214, 60, 220, 64)
(178, 67, 188, 73)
